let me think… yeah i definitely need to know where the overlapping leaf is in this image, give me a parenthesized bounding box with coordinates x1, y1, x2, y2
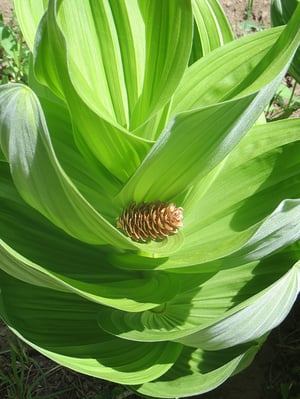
(1, 1, 300, 397)
(132, 341, 261, 398)
(113, 118, 300, 270)
(0, 84, 133, 248)
(98, 254, 298, 342)
(0, 272, 182, 384)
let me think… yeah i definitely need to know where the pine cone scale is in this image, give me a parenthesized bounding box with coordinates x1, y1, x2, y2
(117, 201, 184, 242)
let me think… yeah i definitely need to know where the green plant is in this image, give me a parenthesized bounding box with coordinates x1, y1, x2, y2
(0, 1, 300, 398)
(239, 0, 266, 34)
(0, 7, 29, 84)
(0, 321, 72, 399)
(266, 80, 300, 120)
(271, 0, 300, 82)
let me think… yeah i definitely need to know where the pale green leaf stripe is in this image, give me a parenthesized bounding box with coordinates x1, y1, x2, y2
(0, 165, 181, 311)
(157, 119, 300, 269)
(192, 0, 234, 56)
(56, 0, 142, 127)
(132, 342, 260, 398)
(172, 27, 283, 113)
(173, 0, 300, 114)
(0, 84, 135, 249)
(97, 255, 291, 341)
(177, 261, 300, 350)
(129, 0, 193, 130)
(0, 274, 182, 384)
(111, 118, 300, 270)
(28, 71, 122, 218)
(14, 0, 48, 50)
(34, 0, 153, 181)
(38, 0, 192, 135)
(118, 70, 282, 206)
(222, 199, 300, 266)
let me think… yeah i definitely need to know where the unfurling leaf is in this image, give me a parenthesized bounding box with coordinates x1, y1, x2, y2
(0, 1, 300, 397)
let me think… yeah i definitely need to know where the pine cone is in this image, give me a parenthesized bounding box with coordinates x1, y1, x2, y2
(117, 201, 184, 242)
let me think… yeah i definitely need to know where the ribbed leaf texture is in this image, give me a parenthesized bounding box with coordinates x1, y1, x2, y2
(0, 1, 300, 397)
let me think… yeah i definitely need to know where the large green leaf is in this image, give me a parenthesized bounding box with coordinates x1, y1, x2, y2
(0, 84, 134, 248)
(191, 0, 234, 57)
(0, 163, 182, 311)
(34, 0, 192, 132)
(2, 1, 300, 397)
(33, 1, 152, 181)
(132, 341, 262, 398)
(14, 0, 48, 50)
(98, 253, 296, 342)
(177, 260, 300, 350)
(0, 272, 182, 384)
(112, 118, 300, 270)
(118, 90, 268, 205)
(271, 0, 300, 82)
(173, 1, 300, 113)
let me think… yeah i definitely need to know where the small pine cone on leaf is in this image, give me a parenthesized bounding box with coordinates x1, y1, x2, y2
(117, 201, 184, 242)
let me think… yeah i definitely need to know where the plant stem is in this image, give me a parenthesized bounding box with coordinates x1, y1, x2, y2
(287, 79, 297, 109)
(246, 0, 254, 21)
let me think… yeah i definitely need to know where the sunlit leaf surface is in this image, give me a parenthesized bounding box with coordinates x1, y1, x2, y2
(0, 0, 300, 396)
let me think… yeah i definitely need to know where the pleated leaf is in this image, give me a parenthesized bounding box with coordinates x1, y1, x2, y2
(173, 1, 300, 113)
(111, 118, 300, 270)
(34, 0, 192, 131)
(0, 272, 182, 384)
(117, 5, 300, 204)
(33, 1, 152, 181)
(177, 261, 300, 350)
(14, 0, 48, 50)
(0, 84, 134, 248)
(1, 1, 300, 396)
(271, 0, 300, 82)
(132, 341, 262, 398)
(98, 253, 296, 341)
(0, 163, 182, 311)
(191, 0, 234, 58)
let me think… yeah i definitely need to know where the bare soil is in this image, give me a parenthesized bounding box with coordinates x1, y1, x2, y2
(220, 0, 271, 36)
(0, 0, 12, 23)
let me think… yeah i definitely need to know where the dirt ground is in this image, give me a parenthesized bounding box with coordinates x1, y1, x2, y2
(0, 1, 300, 399)
(0, 0, 12, 23)
(220, 0, 271, 34)
(0, 0, 272, 30)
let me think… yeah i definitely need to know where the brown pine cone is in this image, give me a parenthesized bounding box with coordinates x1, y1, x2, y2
(117, 201, 184, 242)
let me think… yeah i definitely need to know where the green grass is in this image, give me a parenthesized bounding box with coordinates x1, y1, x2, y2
(239, 0, 266, 34)
(0, 321, 137, 399)
(0, 5, 29, 84)
(266, 78, 300, 121)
